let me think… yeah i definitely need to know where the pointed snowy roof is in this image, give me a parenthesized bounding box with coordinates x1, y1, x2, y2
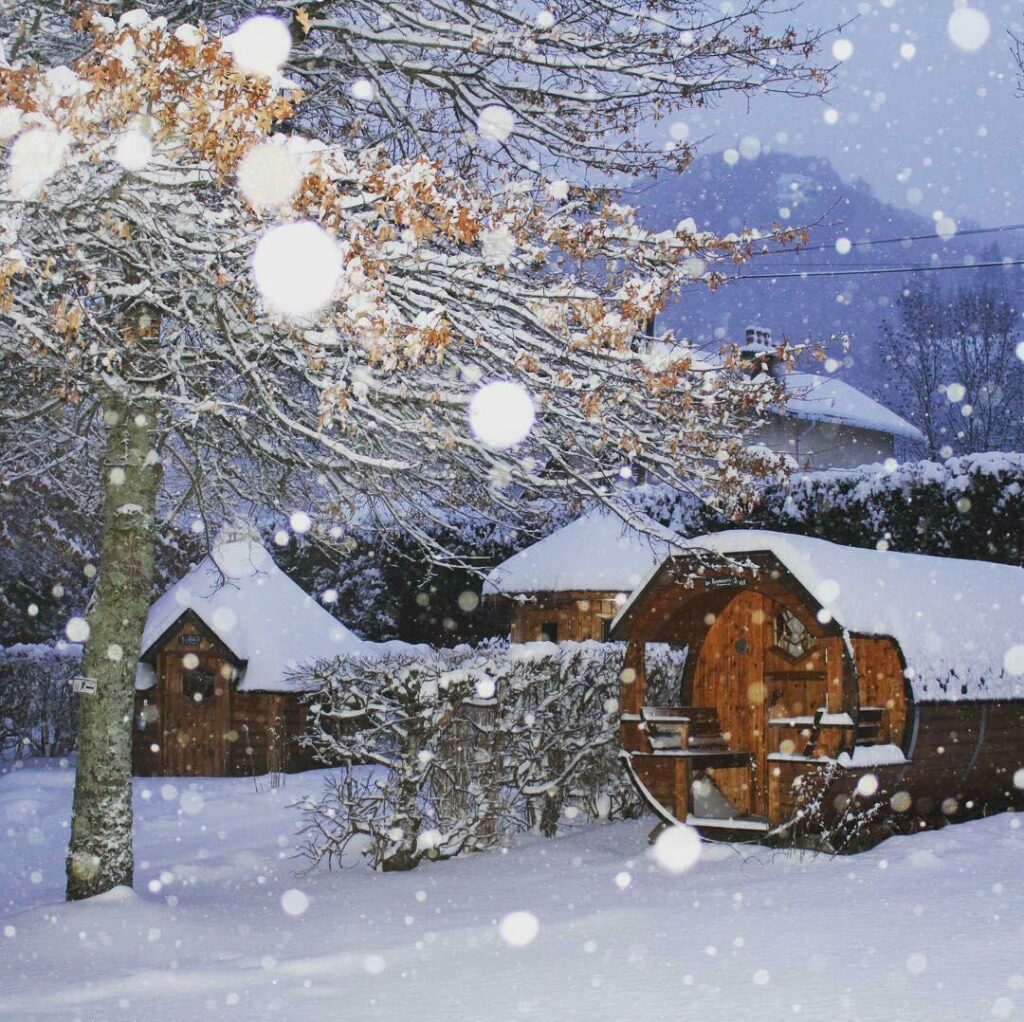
(615, 529, 1024, 703)
(483, 508, 672, 597)
(781, 372, 924, 442)
(136, 523, 410, 692)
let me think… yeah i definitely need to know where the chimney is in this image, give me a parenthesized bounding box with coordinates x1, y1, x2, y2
(741, 326, 780, 378)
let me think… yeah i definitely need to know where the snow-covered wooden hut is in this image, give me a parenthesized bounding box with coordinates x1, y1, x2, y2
(610, 530, 1024, 846)
(133, 523, 400, 777)
(483, 509, 669, 643)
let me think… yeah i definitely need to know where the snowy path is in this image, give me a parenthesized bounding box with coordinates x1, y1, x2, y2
(1, 760, 1021, 1021)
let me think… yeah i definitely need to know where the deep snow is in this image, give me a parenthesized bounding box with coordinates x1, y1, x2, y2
(1, 759, 1022, 1021)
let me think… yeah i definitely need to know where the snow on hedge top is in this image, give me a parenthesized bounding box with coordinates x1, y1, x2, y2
(483, 508, 671, 596)
(782, 372, 924, 443)
(628, 529, 1024, 703)
(136, 524, 409, 692)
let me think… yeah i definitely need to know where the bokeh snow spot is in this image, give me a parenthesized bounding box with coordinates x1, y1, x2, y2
(115, 130, 152, 171)
(65, 617, 90, 643)
(252, 222, 343, 318)
(290, 510, 312, 534)
(652, 824, 701, 874)
(832, 38, 853, 61)
(227, 16, 292, 76)
(856, 774, 879, 798)
(947, 7, 990, 52)
(1003, 645, 1024, 675)
(477, 105, 515, 143)
(468, 381, 535, 448)
(180, 791, 204, 816)
(498, 910, 539, 947)
(237, 142, 302, 208)
(906, 951, 927, 976)
(363, 954, 386, 974)
(280, 889, 310, 916)
(351, 78, 374, 101)
(10, 128, 68, 198)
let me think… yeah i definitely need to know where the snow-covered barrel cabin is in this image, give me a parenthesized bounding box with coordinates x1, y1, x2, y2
(610, 530, 1024, 847)
(132, 524, 406, 777)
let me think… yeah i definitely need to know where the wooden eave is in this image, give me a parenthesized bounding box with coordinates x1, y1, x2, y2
(139, 607, 245, 667)
(484, 588, 623, 605)
(609, 548, 846, 643)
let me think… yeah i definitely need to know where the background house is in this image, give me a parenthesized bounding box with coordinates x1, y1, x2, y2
(740, 326, 924, 469)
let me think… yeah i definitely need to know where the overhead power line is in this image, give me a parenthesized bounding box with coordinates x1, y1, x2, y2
(727, 257, 1024, 284)
(765, 221, 1024, 256)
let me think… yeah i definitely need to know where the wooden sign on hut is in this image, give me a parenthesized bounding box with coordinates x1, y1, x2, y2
(132, 522, 406, 777)
(610, 530, 1024, 848)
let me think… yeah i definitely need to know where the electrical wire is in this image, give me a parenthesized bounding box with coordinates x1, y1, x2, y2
(725, 256, 1024, 284)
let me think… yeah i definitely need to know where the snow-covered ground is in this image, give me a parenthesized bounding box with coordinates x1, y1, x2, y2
(1, 760, 1022, 1021)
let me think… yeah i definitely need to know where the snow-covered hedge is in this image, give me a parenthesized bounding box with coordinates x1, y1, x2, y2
(295, 640, 685, 871)
(631, 453, 1024, 565)
(0, 643, 81, 759)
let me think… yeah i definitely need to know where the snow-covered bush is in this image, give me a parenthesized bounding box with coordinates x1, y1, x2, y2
(296, 640, 685, 871)
(631, 453, 1024, 566)
(0, 643, 80, 759)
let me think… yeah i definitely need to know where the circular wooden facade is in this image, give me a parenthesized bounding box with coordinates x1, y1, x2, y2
(613, 551, 1024, 849)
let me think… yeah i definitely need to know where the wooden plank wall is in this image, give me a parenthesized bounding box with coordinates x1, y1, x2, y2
(510, 592, 622, 643)
(851, 636, 907, 747)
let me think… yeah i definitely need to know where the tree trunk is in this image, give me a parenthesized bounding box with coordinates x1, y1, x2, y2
(66, 388, 159, 900)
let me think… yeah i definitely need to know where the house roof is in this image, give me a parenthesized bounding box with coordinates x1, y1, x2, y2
(780, 372, 924, 443)
(615, 529, 1024, 703)
(482, 508, 672, 598)
(136, 524, 412, 692)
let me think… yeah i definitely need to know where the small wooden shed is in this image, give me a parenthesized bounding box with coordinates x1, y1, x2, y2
(133, 524, 400, 777)
(611, 530, 1024, 848)
(483, 509, 668, 643)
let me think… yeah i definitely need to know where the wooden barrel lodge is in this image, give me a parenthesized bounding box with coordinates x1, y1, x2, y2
(610, 530, 1024, 849)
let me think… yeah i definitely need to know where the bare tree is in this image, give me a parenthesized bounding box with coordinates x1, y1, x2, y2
(878, 271, 1024, 457)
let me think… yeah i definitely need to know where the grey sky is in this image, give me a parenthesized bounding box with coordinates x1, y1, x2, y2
(673, 1, 1023, 227)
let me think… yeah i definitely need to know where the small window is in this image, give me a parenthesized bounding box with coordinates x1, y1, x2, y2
(774, 608, 816, 660)
(182, 667, 215, 702)
(540, 620, 559, 643)
(601, 618, 614, 641)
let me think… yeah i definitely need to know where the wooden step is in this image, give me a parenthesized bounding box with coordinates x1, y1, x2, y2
(686, 814, 770, 833)
(856, 706, 884, 745)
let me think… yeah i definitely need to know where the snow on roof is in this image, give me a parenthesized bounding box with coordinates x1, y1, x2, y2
(620, 529, 1024, 703)
(781, 372, 924, 443)
(136, 524, 411, 692)
(483, 508, 672, 597)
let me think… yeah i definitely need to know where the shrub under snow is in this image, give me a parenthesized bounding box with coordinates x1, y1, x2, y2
(295, 640, 685, 871)
(0, 643, 80, 759)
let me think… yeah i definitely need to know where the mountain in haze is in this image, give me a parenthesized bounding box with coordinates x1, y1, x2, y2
(630, 151, 1015, 393)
